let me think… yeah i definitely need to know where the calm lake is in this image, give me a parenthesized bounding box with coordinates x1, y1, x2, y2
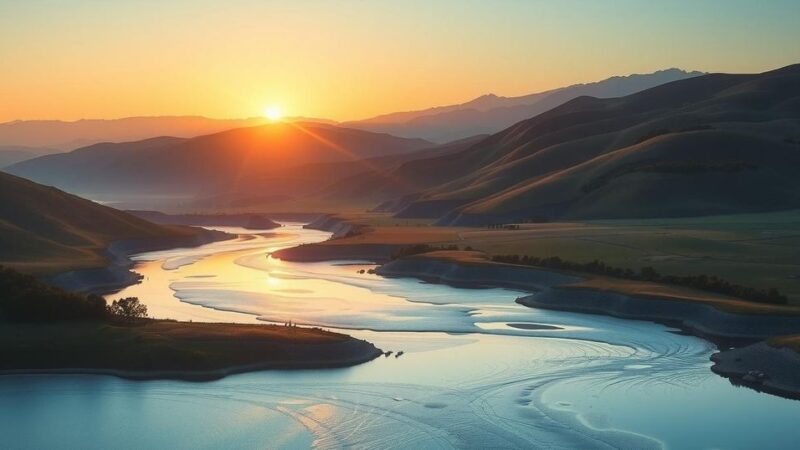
(2, 223, 799, 449)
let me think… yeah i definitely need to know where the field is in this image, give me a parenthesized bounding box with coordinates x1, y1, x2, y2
(323, 210, 800, 304)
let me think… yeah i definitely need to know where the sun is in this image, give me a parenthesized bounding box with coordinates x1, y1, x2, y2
(263, 105, 283, 122)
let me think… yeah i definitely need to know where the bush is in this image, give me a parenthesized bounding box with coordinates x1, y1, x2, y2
(108, 297, 148, 322)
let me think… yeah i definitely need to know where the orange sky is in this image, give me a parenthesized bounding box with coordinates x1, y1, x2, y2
(1, 1, 799, 123)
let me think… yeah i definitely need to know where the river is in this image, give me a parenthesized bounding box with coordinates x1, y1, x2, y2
(2, 223, 799, 449)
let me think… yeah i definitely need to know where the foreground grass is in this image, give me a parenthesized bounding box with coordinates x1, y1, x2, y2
(0, 320, 378, 379)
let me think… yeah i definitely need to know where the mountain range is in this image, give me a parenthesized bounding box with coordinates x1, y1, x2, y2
(364, 64, 800, 224)
(0, 145, 60, 168)
(6, 65, 799, 224)
(5, 122, 432, 202)
(343, 68, 705, 142)
(0, 116, 278, 150)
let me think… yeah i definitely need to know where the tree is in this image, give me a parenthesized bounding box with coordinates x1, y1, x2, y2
(109, 297, 148, 322)
(639, 266, 660, 281)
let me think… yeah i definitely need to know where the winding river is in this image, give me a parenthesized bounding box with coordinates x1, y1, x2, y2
(2, 223, 800, 449)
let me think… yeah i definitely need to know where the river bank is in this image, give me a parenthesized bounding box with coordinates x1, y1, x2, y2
(47, 227, 230, 295)
(710, 340, 800, 399)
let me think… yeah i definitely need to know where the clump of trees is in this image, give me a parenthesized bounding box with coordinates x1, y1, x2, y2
(391, 244, 460, 259)
(108, 297, 148, 322)
(0, 265, 108, 322)
(487, 223, 520, 230)
(0, 265, 149, 323)
(490, 255, 788, 305)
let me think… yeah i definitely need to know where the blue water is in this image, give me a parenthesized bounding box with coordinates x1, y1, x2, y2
(2, 224, 799, 449)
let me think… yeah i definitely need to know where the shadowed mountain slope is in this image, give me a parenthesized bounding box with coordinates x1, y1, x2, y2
(315, 134, 490, 208)
(381, 64, 800, 224)
(0, 146, 61, 168)
(0, 116, 274, 149)
(6, 123, 432, 199)
(0, 171, 209, 274)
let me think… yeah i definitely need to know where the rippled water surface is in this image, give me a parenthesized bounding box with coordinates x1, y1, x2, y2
(2, 224, 800, 449)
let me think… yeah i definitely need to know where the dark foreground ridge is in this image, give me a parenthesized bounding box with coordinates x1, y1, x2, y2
(0, 266, 381, 380)
(0, 321, 382, 381)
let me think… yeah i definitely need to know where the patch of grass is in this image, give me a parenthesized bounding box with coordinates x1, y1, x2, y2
(456, 211, 800, 304)
(0, 321, 363, 374)
(315, 210, 800, 304)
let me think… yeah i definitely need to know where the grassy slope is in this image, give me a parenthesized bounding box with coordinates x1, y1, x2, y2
(0, 171, 204, 275)
(0, 321, 378, 378)
(382, 64, 800, 223)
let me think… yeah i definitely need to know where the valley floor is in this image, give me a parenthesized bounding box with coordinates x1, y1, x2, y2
(273, 211, 800, 398)
(278, 210, 800, 304)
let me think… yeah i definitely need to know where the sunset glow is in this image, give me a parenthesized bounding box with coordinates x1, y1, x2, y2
(1, 1, 798, 122)
(263, 105, 283, 122)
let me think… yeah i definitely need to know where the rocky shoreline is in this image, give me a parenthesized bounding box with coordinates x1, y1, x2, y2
(517, 288, 800, 342)
(710, 341, 800, 400)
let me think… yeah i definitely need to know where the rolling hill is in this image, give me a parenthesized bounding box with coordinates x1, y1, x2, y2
(0, 116, 274, 150)
(376, 64, 800, 224)
(317, 134, 489, 208)
(5, 122, 432, 200)
(0, 145, 60, 168)
(0, 171, 212, 274)
(345, 69, 704, 142)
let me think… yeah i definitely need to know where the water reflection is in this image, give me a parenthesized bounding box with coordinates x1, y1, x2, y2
(3, 223, 800, 449)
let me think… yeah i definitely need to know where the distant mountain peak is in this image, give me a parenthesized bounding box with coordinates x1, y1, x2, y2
(346, 68, 707, 142)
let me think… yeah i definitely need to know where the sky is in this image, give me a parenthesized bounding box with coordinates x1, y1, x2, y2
(1, 0, 799, 123)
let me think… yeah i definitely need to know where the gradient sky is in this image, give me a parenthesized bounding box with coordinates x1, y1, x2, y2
(1, 0, 799, 122)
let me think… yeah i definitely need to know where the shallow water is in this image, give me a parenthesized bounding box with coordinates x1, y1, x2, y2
(2, 223, 800, 449)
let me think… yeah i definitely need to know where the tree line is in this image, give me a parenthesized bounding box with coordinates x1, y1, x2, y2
(490, 255, 788, 305)
(390, 244, 463, 259)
